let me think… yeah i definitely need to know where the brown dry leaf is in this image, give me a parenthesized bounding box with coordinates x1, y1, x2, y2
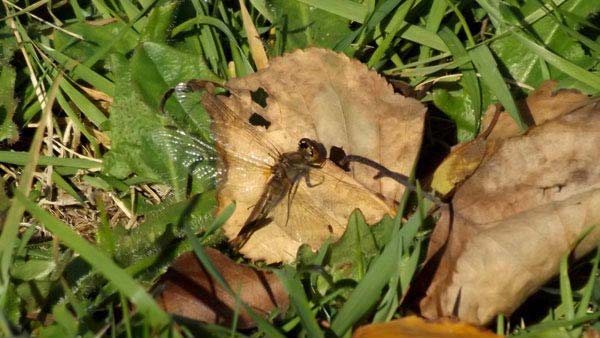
(481, 80, 596, 141)
(353, 316, 503, 338)
(431, 80, 597, 195)
(419, 83, 600, 325)
(210, 48, 425, 263)
(584, 328, 600, 338)
(155, 250, 289, 329)
(225, 48, 426, 201)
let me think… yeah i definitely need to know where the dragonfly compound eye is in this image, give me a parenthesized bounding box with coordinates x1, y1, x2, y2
(298, 138, 327, 164)
(298, 138, 309, 149)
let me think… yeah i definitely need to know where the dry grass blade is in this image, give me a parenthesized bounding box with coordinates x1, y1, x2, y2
(239, 0, 268, 69)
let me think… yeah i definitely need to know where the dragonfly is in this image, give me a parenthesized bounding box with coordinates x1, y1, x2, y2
(155, 80, 392, 259)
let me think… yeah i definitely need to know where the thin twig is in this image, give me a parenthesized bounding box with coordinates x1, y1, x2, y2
(51, 140, 103, 162)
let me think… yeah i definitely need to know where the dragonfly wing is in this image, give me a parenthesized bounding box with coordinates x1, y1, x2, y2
(201, 91, 397, 213)
(227, 162, 393, 262)
(151, 128, 220, 186)
(271, 185, 345, 246)
(201, 89, 282, 160)
(271, 163, 393, 247)
(303, 161, 395, 223)
(152, 128, 272, 195)
(169, 83, 283, 162)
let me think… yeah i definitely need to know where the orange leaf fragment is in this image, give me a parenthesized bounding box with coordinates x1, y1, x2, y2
(353, 316, 503, 338)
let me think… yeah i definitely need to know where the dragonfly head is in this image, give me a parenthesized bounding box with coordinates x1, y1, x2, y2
(298, 138, 327, 165)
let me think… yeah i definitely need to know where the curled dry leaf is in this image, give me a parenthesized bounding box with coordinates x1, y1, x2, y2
(431, 80, 597, 195)
(211, 48, 425, 263)
(353, 316, 503, 338)
(155, 249, 289, 329)
(420, 81, 600, 325)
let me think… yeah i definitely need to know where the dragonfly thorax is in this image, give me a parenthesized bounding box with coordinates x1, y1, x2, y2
(274, 138, 327, 184)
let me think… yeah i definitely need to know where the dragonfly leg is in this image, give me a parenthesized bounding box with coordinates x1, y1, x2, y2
(283, 178, 302, 227)
(304, 171, 324, 188)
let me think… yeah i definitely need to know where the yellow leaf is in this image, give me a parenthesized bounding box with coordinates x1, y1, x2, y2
(353, 316, 503, 338)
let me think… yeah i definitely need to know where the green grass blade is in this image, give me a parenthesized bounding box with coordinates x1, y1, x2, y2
(274, 268, 324, 338)
(296, 0, 367, 22)
(443, 0, 475, 45)
(0, 74, 63, 308)
(371, 243, 401, 323)
(511, 31, 600, 91)
(55, 90, 100, 154)
(418, 0, 447, 63)
(368, 0, 415, 68)
(59, 79, 108, 129)
(120, 292, 134, 338)
(41, 44, 115, 95)
(439, 27, 482, 128)
(330, 208, 426, 336)
(171, 15, 250, 77)
(0, 151, 101, 169)
(201, 202, 235, 241)
(301, 0, 447, 52)
(330, 230, 400, 336)
(468, 45, 527, 131)
(396, 24, 448, 52)
(83, 0, 157, 68)
(14, 190, 170, 327)
(96, 195, 116, 256)
(67, 0, 85, 21)
(51, 171, 84, 203)
(497, 313, 505, 336)
(0, 0, 51, 22)
(576, 244, 600, 318)
(570, 244, 600, 337)
(541, 1, 600, 55)
(171, 16, 240, 45)
(515, 312, 600, 337)
(390, 56, 470, 77)
(121, 0, 142, 25)
(248, 0, 275, 22)
(190, 0, 228, 78)
(475, 0, 503, 30)
(559, 254, 575, 325)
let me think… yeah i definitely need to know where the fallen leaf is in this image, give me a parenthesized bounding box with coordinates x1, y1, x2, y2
(584, 328, 600, 338)
(419, 83, 600, 325)
(430, 80, 598, 196)
(481, 80, 597, 141)
(353, 316, 503, 338)
(212, 48, 426, 262)
(155, 249, 289, 329)
(224, 48, 426, 202)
